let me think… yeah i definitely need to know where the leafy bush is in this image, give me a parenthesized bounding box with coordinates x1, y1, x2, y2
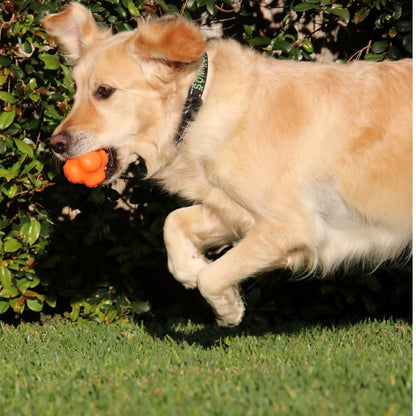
(0, 0, 59, 316)
(0, 0, 411, 322)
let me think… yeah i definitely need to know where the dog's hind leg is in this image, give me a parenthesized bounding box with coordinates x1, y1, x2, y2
(163, 205, 233, 290)
(197, 220, 306, 327)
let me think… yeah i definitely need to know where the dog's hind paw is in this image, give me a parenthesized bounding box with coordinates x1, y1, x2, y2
(198, 283, 245, 327)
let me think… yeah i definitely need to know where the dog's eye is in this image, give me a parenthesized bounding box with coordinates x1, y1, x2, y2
(96, 85, 115, 100)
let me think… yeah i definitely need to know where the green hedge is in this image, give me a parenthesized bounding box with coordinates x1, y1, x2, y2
(0, 0, 411, 322)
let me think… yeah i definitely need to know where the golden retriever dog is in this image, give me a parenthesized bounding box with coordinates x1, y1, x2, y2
(42, 3, 412, 326)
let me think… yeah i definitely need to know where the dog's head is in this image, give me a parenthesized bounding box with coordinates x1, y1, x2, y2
(42, 3, 206, 183)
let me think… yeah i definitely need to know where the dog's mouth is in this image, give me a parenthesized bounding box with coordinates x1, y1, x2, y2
(104, 147, 118, 181)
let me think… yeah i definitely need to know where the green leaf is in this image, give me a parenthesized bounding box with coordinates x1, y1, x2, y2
(0, 298, 9, 314)
(300, 39, 314, 54)
(20, 220, 41, 246)
(328, 8, 350, 24)
(353, 7, 371, 24)
(27, 297, 43, 312)
(21, 159, 41, 176)
(29, 92, 40, 102)
(156, 0, 168, 12)
(0, 110, 16, 130)
(61, 65, 74, 91)
(272, 39, 293, 53)
(205, 0, 217, 16)
(243, 25, 253, 37)
(11, 64, 24, 79)
(0, 55, 10, 67)
(248, 37, 271, 47)
(0, 138, 7, 154)
(0, 266, 19, 298)
(371, 40, 388, 54)
(364, 53, 385, 62)
(0, 167, 17, 181)
(14, 139, 34, 158)
(131, 300, 151, 315)
(70, 302, 81, 321)
(293, 3, 318, 12)
(0, 91, 16, 104)
(2, 184, 19, 198)
(26, 14, 34, 26)
(39, 53, 60, 70)
(21, 40, 33, 55)
(0, 266, 12, 286)
(127, 1, 139, 16)
(114, 22, 134, 32)
(4, 238, 22, 253)
(15, 275, 40, 291)
(45, 295, 57, 308)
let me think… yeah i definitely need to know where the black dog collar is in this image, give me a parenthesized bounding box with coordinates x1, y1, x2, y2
(174, 53, 208, 145)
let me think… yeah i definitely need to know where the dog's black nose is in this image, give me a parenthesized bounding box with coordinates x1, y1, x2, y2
(50, 133, 69, 154)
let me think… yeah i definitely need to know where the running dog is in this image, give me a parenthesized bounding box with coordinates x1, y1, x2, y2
(42, 3, 412, 326)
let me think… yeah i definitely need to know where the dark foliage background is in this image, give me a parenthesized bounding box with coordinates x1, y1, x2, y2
(0, 0, 412, 324)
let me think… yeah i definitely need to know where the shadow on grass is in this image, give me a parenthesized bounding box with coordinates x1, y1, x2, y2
(141, 313, 411, 349)
(140, 262, 412, 348)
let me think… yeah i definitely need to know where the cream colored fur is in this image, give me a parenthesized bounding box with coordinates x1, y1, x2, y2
(42, 3, 412, 326)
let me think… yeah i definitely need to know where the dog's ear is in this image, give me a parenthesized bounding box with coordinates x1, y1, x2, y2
(41, 3, 111, 66)
(132, 16, 207, 64)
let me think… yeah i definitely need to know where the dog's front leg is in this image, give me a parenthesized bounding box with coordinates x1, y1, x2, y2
(163, 205, 231, 290)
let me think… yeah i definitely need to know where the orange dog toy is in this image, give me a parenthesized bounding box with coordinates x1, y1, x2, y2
(63, 150, 108, 188)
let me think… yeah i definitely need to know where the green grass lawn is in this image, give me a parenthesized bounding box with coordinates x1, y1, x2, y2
(0, 317, 411, 416)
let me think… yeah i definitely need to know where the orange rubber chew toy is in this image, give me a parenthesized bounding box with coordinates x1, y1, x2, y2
(63, 150, 108, 188)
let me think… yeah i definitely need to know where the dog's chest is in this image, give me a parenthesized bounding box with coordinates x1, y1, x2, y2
(156, 150, 213, 202)
(157, 145, 254, 227)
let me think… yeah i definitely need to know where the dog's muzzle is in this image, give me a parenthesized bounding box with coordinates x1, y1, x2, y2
(49, 133, 119, 182)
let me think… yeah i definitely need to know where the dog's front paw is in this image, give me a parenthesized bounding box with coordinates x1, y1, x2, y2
(197, 274, 245, 327)
(167, 255, 209, 289)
